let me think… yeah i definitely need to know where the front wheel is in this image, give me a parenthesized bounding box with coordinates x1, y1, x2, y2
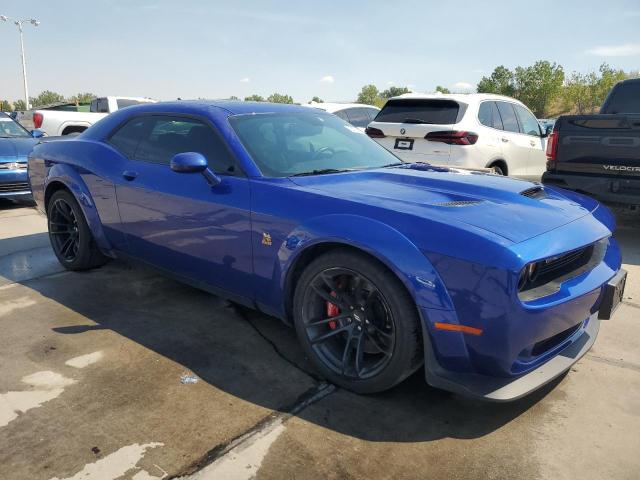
(47, 189, 108, 271)
(293, 250, 423, 393)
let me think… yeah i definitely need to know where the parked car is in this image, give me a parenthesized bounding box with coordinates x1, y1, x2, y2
(0, 112, 44, 201)
(14, 101, 92, 130)
(30, 96, 156, 137)
(29, 101, 625, 400)
(366, 93, 548, 180)
(304, 102, 379, 131)
(543, 78, 640, 207)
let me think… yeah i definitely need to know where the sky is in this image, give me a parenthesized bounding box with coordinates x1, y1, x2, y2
(0, 0, 639, 103)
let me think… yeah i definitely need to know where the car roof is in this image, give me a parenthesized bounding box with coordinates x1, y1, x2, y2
(136, 100, 324, 116)
(388, 92, 525, 106)
(303, 102, 380, 113)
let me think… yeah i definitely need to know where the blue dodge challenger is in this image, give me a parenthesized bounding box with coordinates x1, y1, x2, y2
(28, 101, 626, 400)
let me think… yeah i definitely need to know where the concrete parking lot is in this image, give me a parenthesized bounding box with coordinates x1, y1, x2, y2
(0, 200, 639, 480)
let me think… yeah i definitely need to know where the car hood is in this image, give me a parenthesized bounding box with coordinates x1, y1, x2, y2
(289, 165, 597, 244)
(0, 137, 38, 162)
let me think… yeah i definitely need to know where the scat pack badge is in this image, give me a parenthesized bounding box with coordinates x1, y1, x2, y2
(262, 232, 273, 246)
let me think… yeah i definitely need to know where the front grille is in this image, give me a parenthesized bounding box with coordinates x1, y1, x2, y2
(0, 182, 30, 193)
(536, 247, 591, 280)
(520, 186, 547, 199)
(519, 238, 608, 301)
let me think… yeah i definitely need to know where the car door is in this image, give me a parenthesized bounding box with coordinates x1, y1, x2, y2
(110, 114, 254, 300)
(476, 101, 505, 169)
(513, 103, 547, 181)
(495, 102, 530, 178)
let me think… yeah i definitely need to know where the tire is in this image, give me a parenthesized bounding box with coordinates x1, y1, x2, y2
(293, 249, 423, 393)
(491, 164, 506, 176)
(47, 189, 108, 271)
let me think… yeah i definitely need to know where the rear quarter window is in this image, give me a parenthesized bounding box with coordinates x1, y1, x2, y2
(374, 99, 460, 124)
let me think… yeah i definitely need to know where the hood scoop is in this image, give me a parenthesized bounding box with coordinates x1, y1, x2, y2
(520, 186, 547, 200)
(432, 200, 484, 207)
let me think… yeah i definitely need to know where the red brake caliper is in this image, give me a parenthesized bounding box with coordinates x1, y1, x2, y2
(326, 291, 339, 329)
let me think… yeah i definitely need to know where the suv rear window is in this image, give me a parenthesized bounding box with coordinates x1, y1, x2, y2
(374, 99, 460, 124)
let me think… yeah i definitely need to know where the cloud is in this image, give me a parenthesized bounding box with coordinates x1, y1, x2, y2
(240, 77, 250, 83)
(586, 43, 640, 57)
(452, 81, 473, 90)
(320, 75, 335, 83)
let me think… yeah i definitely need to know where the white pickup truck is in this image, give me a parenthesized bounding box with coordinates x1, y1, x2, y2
(28, 96, 156, 136)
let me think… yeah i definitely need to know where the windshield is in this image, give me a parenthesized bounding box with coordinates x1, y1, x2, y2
(229, 112, 400, 177)
(0, 116, 30, 138)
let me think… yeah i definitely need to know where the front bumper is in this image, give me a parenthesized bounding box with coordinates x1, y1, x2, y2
(422, 311, 599, 401)
(542, 171, 640, 206)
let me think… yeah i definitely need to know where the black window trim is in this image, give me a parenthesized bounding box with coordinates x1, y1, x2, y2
(106, 112, 247, 177)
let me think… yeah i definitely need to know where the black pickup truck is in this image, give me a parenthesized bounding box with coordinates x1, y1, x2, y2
(542, 78, 640, 207)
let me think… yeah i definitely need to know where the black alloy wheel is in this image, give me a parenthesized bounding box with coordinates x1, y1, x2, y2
(302, 267, 396, 380)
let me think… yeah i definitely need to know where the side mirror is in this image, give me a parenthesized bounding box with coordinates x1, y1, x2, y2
(31, 129, 45, 138)
(545, 125, 553, 136)
(170, 152, 221, 187)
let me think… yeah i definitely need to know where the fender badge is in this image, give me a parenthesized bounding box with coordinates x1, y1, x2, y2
(262, 232, 272, 246)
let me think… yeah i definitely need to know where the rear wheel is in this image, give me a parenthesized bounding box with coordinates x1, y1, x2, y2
(293, 250, 422, 393)
(47, 190, 108, 270)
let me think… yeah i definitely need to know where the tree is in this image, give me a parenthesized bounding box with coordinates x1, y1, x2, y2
(13, 99, 27, 111)
(513, 61, 564, 117)
(267, 93, 294, 104)
(562, 63, 628, 114)
(381, 86, 411, 98)
(356, 84, 380, 106)
(68, 92, 96, 104)
(477, 66, 515, 96)
(244, 94, 265, 102)
(0, 100, 11, 112)
(30, 90, 65, 108)
(435, 85, 451, 94)
(310, 96, 323, 103)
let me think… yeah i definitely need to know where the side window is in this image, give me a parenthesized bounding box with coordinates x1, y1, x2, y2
(89, 99, 99, 113)
(478, 102, 493, 127)
(345, 108, 371, 128)
(109, 116, 239, 175)
(334, 110, 349, 121)
(496, 102, 520, 133)
(478, 102, 504, 130)
(365, 108, 379, 121)
(109, 117, 147, 158)
(96, 98, 109, 113)
(514, 104, 541, 136)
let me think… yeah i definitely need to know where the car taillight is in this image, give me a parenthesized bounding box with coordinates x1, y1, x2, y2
(33, 112, 43, 129)
(365, 126, 385, 138)
(545, 129, 558, 170)
(425, 131, 478, 145)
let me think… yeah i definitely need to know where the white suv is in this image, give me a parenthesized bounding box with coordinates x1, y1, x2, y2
(366, 93, 548, 180)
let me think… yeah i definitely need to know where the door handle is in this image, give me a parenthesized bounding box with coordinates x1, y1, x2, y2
(501, 137, 509, 143)
(529, 140, 536, 147)
(122, 170, 138, 181)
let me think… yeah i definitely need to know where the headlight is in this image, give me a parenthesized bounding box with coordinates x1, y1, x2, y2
(518, 262, 538, 291)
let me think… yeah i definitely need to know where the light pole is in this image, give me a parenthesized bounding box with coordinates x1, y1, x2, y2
(0, 16, 40, 109)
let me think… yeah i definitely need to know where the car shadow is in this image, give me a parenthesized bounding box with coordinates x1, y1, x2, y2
(10, 252, 556, 444)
